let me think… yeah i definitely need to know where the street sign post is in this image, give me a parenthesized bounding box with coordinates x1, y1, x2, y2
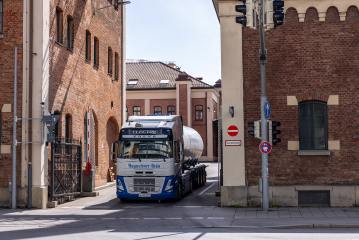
(264, 102, 271, 120)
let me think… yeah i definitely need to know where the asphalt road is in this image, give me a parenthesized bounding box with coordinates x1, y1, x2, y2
(1, 163, 359, 240)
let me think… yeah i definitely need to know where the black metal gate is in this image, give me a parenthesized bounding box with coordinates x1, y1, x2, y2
(49, 139, 82, 202)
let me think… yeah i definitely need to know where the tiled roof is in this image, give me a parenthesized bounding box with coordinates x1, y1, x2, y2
(126, 61, 213, 90)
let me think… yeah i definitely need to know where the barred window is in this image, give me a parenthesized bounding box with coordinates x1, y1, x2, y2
(56, 8, 63, 44)
(0, 0, 3, 34)
(85, 30, 91, 62)
(195, 105, 204, 121)
(167, 105, 175, 115)
(133, 106, 141, 116)
(67, 16, 74, 50)
(299, 101, 328, 150)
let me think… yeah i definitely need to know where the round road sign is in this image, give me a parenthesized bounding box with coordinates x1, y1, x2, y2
(259, 141, 272, 154)
(227, 125, 239, 137)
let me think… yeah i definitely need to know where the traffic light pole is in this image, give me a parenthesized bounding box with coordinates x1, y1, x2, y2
(259, 0, 269, 211)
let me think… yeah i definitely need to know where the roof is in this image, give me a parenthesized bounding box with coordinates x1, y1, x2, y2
(123, 115, 181, 129)
(126, 61, 213, 90)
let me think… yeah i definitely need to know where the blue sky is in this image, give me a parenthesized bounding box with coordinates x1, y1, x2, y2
(126, 0, 221, 85)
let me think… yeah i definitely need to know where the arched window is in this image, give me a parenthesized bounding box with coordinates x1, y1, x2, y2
(299, 101, 328, 150)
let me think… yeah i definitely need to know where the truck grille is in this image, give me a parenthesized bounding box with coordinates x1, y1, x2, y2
(133, 178, 155, 193)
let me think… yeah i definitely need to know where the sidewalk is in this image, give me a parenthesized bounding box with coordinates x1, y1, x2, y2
(229, 208, 359, 229)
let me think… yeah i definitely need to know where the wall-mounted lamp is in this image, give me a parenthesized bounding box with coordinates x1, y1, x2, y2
(93, 0, 131, 16)
(229, 106, 234, 118)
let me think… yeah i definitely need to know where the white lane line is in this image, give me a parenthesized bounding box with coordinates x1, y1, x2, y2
(118, 217, 140, 220)
(189, 217, 204, 220)
(143, 217, 161, 220)
(164, 217, 183, 220)
(198, 182, 216, 196)
(102, 217, 116, 220)
(208, 217, 225, 220)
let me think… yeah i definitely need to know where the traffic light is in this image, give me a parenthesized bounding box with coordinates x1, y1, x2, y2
(273, 0, 284, 27)
(248, 120, 261, 139)
(269, 121, 281, 145)
(235, 1, 247, 26)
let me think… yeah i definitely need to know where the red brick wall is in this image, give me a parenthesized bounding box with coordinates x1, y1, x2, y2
(127, 99, 145, 116)
(49, 0, 123, 186)
(0, 0, 23, 188)
(150, 99, 176, 115)
(178, 84, 189, 125)
(192, 98, 207, 156)
(243, 6, 359, 186)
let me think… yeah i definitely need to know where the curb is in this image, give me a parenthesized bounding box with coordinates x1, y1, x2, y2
(200, 223, 359, 229)
(95, 182, 116, 191)
(268, 223, 359, 229)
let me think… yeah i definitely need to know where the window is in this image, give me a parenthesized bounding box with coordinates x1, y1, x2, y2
(154, 106, 162, 116)
(133, 106, 141, 116)
(85, 30, 91, 62)
(0, 0, 3, 34)
(160, 79, 170, 84)
(299, 101, 328, 150)
(65, 114, 72, 140)
(94, 36, 99, 68)
(56, 8, 63, 44)
(195, 105, 204, 121)
(128, 79, 138, 85)
(108, 47, 113, 75)
(54, 111, 61, 139)
(167, 105, 175, 115)
(67, 16, 74, 50)
(114, 52, 119, 81)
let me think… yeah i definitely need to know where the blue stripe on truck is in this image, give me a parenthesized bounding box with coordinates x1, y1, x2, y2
(116, 176, 178, 200)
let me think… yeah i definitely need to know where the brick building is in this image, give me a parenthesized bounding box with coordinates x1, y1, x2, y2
(126, 61, 221, 161)
(214, 0, 359, 207)
(0, 0, 125, 208)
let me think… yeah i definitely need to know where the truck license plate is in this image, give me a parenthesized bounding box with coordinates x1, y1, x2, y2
(139, 193, 151, 198)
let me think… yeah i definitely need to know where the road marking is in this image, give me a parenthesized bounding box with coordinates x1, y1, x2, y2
(143, 217, 161, 220)
(198, 182, 216, 196)
(164, 217, 182, 220)
(208, 217, 225, 220)
(189, 217, 204, 220)
(102, 217, 116, 220)
(118, 217, 140, 220)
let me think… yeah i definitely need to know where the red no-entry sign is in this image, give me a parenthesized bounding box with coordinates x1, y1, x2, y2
(227, 125, 239, 137)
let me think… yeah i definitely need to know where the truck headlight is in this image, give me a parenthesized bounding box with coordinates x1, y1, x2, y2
(164, 179, 173, 192)
(117, 180, 124, 192)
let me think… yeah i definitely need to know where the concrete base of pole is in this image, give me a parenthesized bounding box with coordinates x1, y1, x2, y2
(32, 186, 48, 209)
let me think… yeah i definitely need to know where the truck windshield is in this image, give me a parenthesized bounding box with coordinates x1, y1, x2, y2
(120, 140, 173, 159)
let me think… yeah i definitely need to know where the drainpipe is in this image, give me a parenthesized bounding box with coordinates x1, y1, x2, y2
(120, 2, 127, 125)
(22, 0, 31, 209)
